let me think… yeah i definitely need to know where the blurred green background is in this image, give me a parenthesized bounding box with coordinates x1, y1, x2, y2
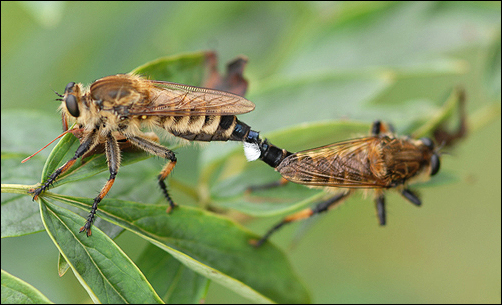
(1, 1, 500, 303)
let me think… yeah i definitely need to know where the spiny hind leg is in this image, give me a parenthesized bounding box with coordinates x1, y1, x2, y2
(126, 135, 177, 212)
(252, 191, 351, 247)
(158, 160, 177, 213)
(80, 133, 120, 236)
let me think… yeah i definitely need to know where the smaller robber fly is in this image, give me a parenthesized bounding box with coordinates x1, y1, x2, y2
(245, 121, 442, 247)
(30, 72, 264, 236)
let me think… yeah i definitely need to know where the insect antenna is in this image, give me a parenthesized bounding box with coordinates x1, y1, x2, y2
(21, 127, 83, 163)
(52, 87, 64, 98)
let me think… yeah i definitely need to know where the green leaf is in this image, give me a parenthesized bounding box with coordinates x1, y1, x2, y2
(1, 269, 53, 304)
(136, 243, 210, 304)
(132, 51, 213, 85)
(44, 193, 310, 304)
(1, 110, 62, 237)
(39, 198, 164, 304)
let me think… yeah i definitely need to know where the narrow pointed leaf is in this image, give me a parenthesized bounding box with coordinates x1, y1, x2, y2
(1, 270, 53, 304)
(45, 194, 310, 304)
(39, 198, 163, 304)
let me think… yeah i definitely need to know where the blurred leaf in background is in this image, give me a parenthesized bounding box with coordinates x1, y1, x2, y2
(1, 1, 500, 304)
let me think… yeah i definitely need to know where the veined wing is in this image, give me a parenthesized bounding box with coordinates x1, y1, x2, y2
(129, 80, 255, 116)
(277, 137, 388, 188)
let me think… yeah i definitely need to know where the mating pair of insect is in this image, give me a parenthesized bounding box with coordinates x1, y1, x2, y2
(30, 73, 441, 246)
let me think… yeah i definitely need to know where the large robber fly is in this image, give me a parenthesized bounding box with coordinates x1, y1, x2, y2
(245, 120, 442, 246)
(31, 73, 263, 236)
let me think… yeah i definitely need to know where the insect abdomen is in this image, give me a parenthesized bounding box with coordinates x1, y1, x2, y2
(159, 115, 248, 142)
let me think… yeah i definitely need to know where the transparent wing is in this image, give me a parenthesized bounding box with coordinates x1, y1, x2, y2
(277, 137, 387, 188)
(128, 80, 255, 116)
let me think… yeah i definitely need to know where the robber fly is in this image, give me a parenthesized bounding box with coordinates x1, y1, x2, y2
(245, 121, 441, 246)
(31, 73, 264, 236)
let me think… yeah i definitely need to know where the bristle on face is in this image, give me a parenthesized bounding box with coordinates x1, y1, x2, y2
(243, 142, 261, 161)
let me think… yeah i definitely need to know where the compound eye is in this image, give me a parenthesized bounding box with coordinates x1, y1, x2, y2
(65, 94, 80, 117)
(430, 153, 440, 176)
(65, 82, 76, 94)
(420, 137, 435, 150)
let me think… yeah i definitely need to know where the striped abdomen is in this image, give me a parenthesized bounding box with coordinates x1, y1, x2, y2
(157, 115, 253, 142)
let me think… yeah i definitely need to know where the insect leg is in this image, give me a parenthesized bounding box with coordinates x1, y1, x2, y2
(432, 87, 467, 147)
(375, 194, 386, 225)
(32, 129, 99, 200)
(252, 191, 351, 247)
(246, 177, 289, 193)
(80, 133, 120, 236)
(401, 188, 421, 206)
(371, 120, 395, 136)
(126, 135, 177, 212)
(372, 121, 382, 136)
